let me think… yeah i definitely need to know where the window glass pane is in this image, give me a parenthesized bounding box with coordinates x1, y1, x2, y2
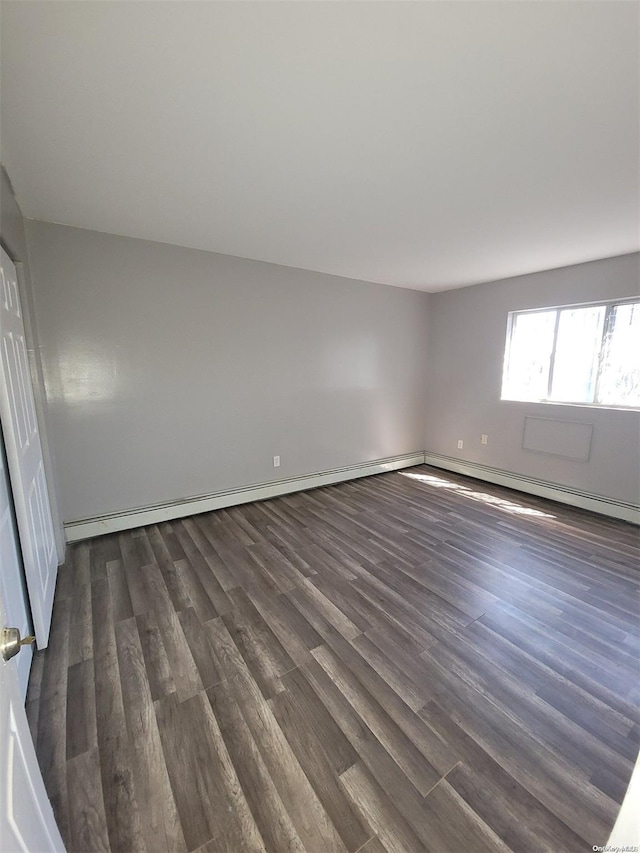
(597, 303, 640, 407)
(549, 306, 605, 403)
(502, 310, 556, 401)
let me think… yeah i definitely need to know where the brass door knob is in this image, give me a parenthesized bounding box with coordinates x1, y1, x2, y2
(1, 627, 36, 661)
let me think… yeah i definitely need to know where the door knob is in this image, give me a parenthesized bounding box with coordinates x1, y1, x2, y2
(1, 627, 36, 661)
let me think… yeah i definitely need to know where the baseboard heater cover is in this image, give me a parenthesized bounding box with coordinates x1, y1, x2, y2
(422, 452, 639, 526)
(64, 452, 425, 542)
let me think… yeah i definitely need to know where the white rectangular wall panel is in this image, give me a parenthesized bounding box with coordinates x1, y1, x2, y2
(522, 416, 593, 461)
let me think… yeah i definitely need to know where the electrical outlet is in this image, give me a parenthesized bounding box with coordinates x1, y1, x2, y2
(457, 440, 464, 449)
(273, 455, 280, 467)
(481, 434, 488, 445)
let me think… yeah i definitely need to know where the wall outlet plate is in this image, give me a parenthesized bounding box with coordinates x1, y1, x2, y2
(457, 440, 464, 449)
(273, 455, 281, 467)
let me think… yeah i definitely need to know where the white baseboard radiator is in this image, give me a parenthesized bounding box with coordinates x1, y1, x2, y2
(64, 449, 638, 542)
(64, 452, 425, 542)
(422, 452, 639, 526)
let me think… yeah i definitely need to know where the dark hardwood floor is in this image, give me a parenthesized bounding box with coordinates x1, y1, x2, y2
(26, 465, 639, 852)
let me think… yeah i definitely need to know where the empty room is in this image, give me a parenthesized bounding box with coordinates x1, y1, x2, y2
(0, 1, 639, 851)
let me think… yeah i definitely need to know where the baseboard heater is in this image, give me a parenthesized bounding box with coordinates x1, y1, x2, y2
(63, 452, 425, 542)
(64, 449, 638, 541)
(423, 452, 639, 526)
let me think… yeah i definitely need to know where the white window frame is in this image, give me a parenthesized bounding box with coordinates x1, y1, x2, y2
(501, 297, 640, 411)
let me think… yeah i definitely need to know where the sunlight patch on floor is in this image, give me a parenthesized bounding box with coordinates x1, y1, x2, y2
(400, 471, 556, 519)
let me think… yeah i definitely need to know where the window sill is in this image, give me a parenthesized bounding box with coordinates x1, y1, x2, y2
(500, 398, 640, 413)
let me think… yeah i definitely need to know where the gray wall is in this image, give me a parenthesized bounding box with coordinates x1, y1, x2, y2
(25, 221, 430, 523)
(425, 253, 640, 505)
(1, 168, 65, 558)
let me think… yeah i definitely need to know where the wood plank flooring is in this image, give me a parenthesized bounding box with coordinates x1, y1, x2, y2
(27, 465, 640, 852)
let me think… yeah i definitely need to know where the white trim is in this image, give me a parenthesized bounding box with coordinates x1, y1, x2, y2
(607, 753, 640, 847)
(64, 453, 425, 542)
(422, 452, 640, 525)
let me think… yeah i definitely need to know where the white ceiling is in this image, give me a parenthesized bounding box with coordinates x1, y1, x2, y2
(1, 1, 638, 292)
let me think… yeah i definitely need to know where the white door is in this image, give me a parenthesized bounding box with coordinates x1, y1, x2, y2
(0, 426, 32, 698)
(1, 420, 65, 852)
(0, 246, 57, 647)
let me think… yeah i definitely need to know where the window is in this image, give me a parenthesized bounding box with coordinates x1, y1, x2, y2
(501, 300, 640, 409)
